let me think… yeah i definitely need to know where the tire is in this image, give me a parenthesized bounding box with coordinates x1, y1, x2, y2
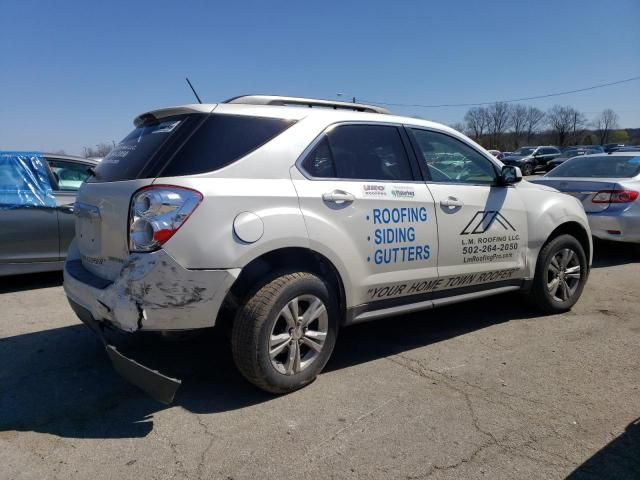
(529, 234, 588, 314)
(231, 272, 339, 394)
(521, 163, 533, 176)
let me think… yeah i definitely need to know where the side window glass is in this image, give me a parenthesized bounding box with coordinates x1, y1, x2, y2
(410, 129, 497, 184)
(47, 159, 91, 191)
(301, 137, 335, 178)
(327, 125, 413, 181)
(0, 153, 56, 208)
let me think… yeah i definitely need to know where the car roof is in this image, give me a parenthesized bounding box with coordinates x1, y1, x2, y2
(136, 100, 465, 139)
(579, 152, 639, 158)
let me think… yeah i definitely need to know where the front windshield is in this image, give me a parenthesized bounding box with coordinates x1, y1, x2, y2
(511, 148, 535, 156)
(546, 155, 640, 178)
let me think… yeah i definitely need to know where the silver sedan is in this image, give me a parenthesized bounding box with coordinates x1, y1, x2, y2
(0, 153, 98, 276)
(531, 152, 640, 243)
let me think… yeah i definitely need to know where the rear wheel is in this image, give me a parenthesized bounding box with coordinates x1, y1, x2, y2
(231, 272, 338, 393)
(529, 234, 588, 313)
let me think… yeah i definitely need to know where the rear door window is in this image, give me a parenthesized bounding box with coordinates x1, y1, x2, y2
(46, 159, 91, 191)
(301, 124, 414, 181)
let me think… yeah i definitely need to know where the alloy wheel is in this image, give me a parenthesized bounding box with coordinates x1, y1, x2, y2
(269, 295, 328, 375)
(547, 248, 581, 302)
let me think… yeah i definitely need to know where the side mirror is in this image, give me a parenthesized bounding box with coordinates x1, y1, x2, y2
(499, 165, 522, 185)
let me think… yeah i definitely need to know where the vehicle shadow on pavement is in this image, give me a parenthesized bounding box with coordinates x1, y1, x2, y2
(326, 292, 538, 373)
(0, 293, 537, 440)
(0, 271, 63, 294)
(567, 417, 640, 479)
(591, 240, 639, 269)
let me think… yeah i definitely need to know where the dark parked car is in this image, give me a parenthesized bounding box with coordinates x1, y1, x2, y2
(546, 147, 602, 172)
(501, 146, 562, 176)
(0, 152, 97, 276)
(604, 143, 627, 153)
(564, 145, 604, 154)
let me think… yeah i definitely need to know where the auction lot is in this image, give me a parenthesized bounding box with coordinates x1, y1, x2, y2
(0, 241, 638, 480)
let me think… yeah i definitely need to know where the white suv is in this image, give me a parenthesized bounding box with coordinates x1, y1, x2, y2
(64, 95, 592, 403)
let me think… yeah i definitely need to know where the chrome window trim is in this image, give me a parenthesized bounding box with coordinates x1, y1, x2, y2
(294, 121, 425, 184)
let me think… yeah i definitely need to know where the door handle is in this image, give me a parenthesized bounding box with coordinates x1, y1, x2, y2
(322, 190, 355, 204)
(440, 197, 464, 208)
(59, 203, 74, 214)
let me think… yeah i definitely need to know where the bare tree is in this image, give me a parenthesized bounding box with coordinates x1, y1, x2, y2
(546, 105, 586, 147)
(449, 122, 467, 134)
(523, 106, 545, 145)
(487, 102, 511, 149)
(83, 142, 113, 158)
(569, 109, 588, 145)
(464, 107, 489, 142)
(509, 104, 528, 148)
(593, 109, 619, 144)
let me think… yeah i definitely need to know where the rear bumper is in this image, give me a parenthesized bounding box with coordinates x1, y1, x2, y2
(68, 298, 181, 404)
(588, 210, 640, 244)
(63, 241, 241, 332)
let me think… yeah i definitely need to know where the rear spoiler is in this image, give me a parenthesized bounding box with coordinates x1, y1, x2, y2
(133, 104, 217, 127)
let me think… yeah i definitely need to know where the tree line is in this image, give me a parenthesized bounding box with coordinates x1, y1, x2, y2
(452, 104, 630, 151)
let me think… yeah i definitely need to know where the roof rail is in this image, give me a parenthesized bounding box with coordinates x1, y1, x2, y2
(223, 95, 390, 114)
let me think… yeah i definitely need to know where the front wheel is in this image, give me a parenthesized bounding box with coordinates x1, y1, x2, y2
(529, 234, 588, 313)
(521, 163, 533, 176)
(231, 272, 338, 394)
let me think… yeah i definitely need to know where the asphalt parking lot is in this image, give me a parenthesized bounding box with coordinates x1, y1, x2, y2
(1, 240, 639, 480)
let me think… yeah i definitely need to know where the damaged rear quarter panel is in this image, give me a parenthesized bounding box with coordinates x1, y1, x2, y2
(97, 250, 239, 331)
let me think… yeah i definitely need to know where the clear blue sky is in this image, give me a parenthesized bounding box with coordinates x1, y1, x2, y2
(1, 0, 639, 155)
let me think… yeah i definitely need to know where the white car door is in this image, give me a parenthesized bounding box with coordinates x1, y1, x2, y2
(407, 127, 528, 294)
(291, 123, 439, 320)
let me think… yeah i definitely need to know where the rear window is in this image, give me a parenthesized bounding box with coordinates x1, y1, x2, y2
(547, 155, 640, 178)
(91, 115, 197, 182)
(90, 113, 294, 182)
(160, 114, 295, 177)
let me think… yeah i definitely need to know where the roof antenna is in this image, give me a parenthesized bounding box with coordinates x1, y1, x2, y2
(185, 77, 202, 104)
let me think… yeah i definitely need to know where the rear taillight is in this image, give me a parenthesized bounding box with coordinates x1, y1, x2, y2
(592, 190, 639, 204)
(129, 185, 202, 252)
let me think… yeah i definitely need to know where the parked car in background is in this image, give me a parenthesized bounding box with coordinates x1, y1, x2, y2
(501, 146, 562, 176)
(563, 145, 604, 154)
(604, 144, 627, 153)
(615, 146, 640, 153)
(531, 152, 640, 244)
(487, 150, 510, 161)
(0, 152, 97, 276)
(546, 147, 602, 172)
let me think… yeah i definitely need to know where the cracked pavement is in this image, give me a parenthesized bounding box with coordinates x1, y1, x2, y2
(1, 241, 639, 479)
